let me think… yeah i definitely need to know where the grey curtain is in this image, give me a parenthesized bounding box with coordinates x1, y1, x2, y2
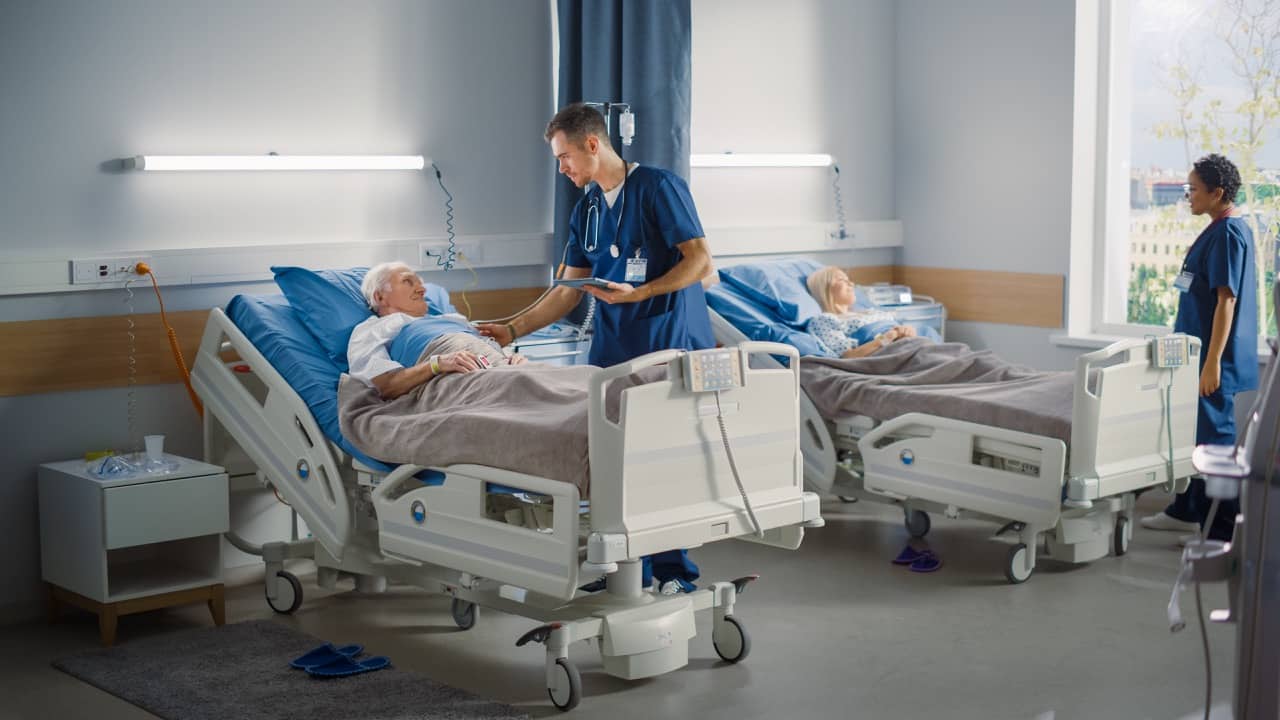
(553, 0, 693, 253)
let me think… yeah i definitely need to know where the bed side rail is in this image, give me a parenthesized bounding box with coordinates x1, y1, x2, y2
(1069, 336, 1200, 497)
(190, 308, 352, 559)
(371, 463, 582, 601)
(858, 412, 1066, 528)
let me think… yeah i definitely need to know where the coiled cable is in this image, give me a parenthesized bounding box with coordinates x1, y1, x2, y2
(430, 162, 457, 271)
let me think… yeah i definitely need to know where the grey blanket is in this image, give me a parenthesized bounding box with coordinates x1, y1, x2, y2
(799, 338, 1075, 443)
(339, 334, 655, 497)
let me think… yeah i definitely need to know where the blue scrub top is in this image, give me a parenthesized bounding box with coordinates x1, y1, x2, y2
(1173, 214, 1259, 394)
(565, 165, 715, 367)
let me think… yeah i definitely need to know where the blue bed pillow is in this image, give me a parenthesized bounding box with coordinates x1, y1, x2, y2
(718, 258, 826, 325)
(225, 293, 393, 472)
(271, 265, 459, 368)
(388, 315, 480, 368)
(705, 282, 834, 358)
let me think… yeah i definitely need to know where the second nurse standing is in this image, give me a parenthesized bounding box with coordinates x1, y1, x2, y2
(1142, 153, 1259, 543)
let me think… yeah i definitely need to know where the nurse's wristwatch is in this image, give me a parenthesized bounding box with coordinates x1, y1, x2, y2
(505, 322, 518, 342)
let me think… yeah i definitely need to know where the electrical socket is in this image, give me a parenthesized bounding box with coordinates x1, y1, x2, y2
(70, 256, 152, 285)
(418, 241, 481, 269)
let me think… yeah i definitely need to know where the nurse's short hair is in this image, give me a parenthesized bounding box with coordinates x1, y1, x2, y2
(1193, 154, 1243, 204)
(361, 261, 413, 310)
(545, 103, 610, 147)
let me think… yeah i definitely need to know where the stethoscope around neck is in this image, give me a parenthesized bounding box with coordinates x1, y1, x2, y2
(582, 181, 627, 257)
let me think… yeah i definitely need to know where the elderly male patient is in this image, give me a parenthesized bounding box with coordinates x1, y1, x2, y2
(348, 261, 525, 399)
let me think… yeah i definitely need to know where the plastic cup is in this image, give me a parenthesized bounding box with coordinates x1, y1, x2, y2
(144, 434, 165, 462)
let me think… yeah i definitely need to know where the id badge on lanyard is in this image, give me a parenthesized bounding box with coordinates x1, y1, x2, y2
(1174, 271, 1194, 293)
(625, 253, 647, 284)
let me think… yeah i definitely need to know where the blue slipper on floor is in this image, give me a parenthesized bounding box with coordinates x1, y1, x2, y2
(892, 546, 929, 565)
(305, 655, 391, 678)
(289, 643, 364, 670)
(909, 553, 942, 573)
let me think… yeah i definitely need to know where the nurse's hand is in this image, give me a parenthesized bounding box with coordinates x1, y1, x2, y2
(1200, 360, 1222, 397)
(584, 282, 647, 304)
(476, 323, 513, 346)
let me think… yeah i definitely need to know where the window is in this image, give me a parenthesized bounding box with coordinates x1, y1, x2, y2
(1071, 0, 1279, 339)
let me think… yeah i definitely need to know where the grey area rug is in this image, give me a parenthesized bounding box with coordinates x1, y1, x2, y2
(52, 619, 529, 720)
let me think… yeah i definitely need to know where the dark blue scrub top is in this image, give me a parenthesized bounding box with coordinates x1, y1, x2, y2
(1173, 214, 1259, 394)
(565, 165, 715, 367)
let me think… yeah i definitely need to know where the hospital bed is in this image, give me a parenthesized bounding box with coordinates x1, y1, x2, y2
(707, 259, 1198, 583)
(190, 291, 822, 710)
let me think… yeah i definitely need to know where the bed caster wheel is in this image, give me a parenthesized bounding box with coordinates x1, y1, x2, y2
(1004, 544, 1034, 585)
(905, 509, 931, 538)
(712, 615, 751, 664)
(548, 657, 581, 711)
(1113, 516, 1131, 557)
(266, 570, 303, 614)
(838, 496, 858, 504)
(450, 598, 477, 631)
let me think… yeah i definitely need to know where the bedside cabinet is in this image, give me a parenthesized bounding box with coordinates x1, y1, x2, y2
(38, 454, 229, 645)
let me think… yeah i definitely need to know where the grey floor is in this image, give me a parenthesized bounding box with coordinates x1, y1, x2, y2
(4, 493, 1236, 720)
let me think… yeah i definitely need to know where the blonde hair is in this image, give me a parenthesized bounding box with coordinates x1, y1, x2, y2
(806, 266, 852, 314)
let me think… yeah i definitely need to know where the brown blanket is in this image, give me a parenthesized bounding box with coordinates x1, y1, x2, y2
(338, 334, 657, 497)
(799, 338, 1075, 443)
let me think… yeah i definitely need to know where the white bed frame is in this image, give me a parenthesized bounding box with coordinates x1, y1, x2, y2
(191, 307, 822, 710)
(709, 310, 1198, 583)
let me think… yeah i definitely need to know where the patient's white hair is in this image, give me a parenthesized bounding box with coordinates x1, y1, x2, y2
(361, 261, 414, 310)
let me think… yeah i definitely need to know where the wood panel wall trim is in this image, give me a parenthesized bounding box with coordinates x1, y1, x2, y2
(892, 266, 1064, 328)
(0, 287, 550, 397)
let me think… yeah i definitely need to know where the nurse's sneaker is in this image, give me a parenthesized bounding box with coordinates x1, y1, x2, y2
(657, 579, 695, 595)
(1140, 511, 1200, 532)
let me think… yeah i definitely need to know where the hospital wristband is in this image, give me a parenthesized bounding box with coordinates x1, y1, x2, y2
(429, 355, 442, 375)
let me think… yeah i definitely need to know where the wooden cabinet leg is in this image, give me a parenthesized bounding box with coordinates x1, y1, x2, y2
(45, 583, 59, 624)
(98, 605, 118, 646)
(207, 585, 225, 626)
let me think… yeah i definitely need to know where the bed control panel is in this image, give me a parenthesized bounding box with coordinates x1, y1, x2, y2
(683, 348, 742, 393)
(1151, 334, 1192, 369)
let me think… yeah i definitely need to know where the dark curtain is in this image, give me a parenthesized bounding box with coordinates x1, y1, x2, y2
(553, 0, 693, 257)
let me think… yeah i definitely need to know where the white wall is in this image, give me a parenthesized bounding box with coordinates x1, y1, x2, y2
(0, 0, 552, 624)
(894, 0, 1083, 370)
(691, 0, 899, 269)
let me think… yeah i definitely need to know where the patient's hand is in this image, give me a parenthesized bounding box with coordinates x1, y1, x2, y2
(893, 325, 917, 339)
(439, 351, 483, 374)
(508, 353, 528, 365)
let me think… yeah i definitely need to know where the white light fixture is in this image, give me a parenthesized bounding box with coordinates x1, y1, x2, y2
(690, 153, 834, 168)
(129, 155, 427, 171)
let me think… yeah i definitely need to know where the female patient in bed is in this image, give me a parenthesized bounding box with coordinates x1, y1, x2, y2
(348, 261, 526, 399)
(804, 266, 922, 359)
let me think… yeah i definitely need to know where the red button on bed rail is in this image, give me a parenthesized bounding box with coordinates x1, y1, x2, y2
(233, 364, 251, 373)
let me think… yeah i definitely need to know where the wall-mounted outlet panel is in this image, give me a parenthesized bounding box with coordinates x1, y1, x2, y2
(418, 241, 482, 270)
(70, 256, 152, 285)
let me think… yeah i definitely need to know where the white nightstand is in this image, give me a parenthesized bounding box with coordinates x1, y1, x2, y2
(38, 454, 229, 645)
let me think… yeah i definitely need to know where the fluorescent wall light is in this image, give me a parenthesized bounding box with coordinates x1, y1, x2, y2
(130, 155, 427, 171)
(690, 153, 834, 168)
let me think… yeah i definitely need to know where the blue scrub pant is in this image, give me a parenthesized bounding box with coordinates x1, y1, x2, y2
(1164, 389, 1239, 541)
(642, 550, 700, 588)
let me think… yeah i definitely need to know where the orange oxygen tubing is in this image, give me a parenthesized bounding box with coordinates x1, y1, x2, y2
(134, 263, 203, 416)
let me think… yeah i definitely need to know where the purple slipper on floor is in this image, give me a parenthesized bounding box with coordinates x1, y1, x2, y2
(909, 553, 942, 573)
(892, 546, 929, 565)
